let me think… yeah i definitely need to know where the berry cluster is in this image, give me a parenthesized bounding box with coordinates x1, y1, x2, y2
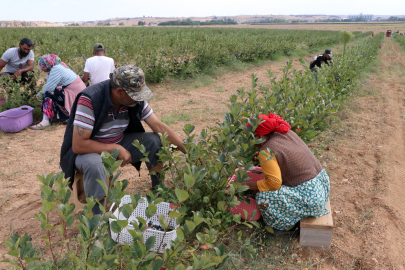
(147, 221, 174, 232)
(148, 221, 165, 231)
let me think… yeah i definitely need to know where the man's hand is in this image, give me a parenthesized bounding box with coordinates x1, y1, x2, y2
(144, 113, 186, 154)
(13, 70, 22, 80)
(117, 145, 132, 167)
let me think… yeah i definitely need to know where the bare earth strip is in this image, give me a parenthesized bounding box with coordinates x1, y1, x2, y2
(297, 38, 405, 269)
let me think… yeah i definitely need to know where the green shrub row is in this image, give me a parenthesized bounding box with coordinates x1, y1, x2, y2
(393, 33, 405, 50)
(0, 28, 370, 83)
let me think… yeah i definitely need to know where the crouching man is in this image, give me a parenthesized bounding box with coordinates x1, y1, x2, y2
(60, 66, 185, 215)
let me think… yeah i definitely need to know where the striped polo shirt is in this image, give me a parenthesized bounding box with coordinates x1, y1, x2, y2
(73, 96, 153, 144)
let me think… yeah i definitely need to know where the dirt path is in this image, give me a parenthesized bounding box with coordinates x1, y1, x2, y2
(296, 38, 405, 269)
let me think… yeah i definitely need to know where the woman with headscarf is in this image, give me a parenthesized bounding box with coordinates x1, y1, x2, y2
(244, 113, 330, 234)
(30, 54, 86, 130)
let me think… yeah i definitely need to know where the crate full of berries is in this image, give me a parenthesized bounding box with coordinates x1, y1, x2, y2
(109, 195, 179, 253)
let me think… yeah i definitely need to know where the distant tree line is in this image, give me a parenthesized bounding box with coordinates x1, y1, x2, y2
(96, 22, 111, 26)
(242, 18, 308, 24)
(387, 16, 405, 21)
(158, 18, 237, 26)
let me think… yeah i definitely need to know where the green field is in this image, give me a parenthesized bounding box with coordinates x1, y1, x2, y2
(0, 27, 369, 82)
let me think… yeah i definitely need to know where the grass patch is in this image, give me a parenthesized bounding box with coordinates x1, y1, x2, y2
(161, 112, 192, 125)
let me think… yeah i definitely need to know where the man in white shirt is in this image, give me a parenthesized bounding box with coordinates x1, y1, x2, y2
(0, 38, 36, 90)
(81, 43, 115, 86)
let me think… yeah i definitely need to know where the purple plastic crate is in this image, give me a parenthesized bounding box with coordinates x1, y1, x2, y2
(0, 106, 34, 132)
(0, 91, 4, 104)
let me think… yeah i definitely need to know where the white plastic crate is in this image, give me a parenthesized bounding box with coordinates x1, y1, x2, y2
(109, 195, 179, 253)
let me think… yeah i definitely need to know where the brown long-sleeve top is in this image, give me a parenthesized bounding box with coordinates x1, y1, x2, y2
(259, 130, 322, 188)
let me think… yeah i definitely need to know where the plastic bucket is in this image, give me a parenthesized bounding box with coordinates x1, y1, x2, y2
(0, 105, 34, 132)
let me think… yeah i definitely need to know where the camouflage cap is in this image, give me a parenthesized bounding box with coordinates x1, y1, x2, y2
(112, 66, 152, 101)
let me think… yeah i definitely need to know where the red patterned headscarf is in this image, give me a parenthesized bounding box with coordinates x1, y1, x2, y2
(247, 113, 291, 136)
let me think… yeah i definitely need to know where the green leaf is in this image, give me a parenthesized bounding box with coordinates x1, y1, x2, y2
(111, 148, 120, 159)
(158, 214, 168, 230)
(117, 220, 128, 229)
(287, 102, 295, 109)
(110, 160, 122, 174)
(133, 241, 146, 259)
(217, 201, 227, 211)
(174, 264, 185, 270)
(185, 221, 196, 233)
(88, 246, 103, 263)
(183, 123, 195, 135)
(175, 188, 189, 202)
(40, 185, 53, 198)
(177, 228, 185, 242)
(102, 254, 117, 262)
(96, 179, 108, 196)
(148, 204, 157, 217)
(42, 201, 54, 212)
(66, 215, 75, 227)
(136, 217, 146, 227)
(184, 174, 195, 189)
(237, 186, 249, 193)
(145, 236, 156, 251)
(152, 259, 164, 270)
(1, 259, 20, 267)
(122, 204, 134, 219)
(7, 249, 19, 258)
(193, 217, 204, 226)
(217, 153, 226, 163)
(169, 211, 183, 219)
(110, 221, 122, 234)
(229, 184, 235, 197)
(154, 198, 164, 205)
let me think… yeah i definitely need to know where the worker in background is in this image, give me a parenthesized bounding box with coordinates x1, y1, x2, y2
(81, 43, 115, 86)
(0, 38, 36, 90)
(309, 49, 333, 73)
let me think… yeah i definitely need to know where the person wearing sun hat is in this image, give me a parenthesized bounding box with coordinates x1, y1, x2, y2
(244, 113, 330, 235)
(60, 65, 186, 215)
(309, 49, 333, 73)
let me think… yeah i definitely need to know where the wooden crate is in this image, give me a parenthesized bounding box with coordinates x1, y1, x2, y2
(300, 200, 333, 248)
(68, 173, 109, 214)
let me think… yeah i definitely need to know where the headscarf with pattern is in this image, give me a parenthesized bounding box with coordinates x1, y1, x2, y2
(38, 54, 68, 71)
(248, 113, 291, 136)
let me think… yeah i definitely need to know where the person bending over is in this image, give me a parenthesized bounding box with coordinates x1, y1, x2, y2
(31, 54, 86, 129)
(244, 113, 330, 234)
(60, 65, 186, 215)
(309, 49, 333, 73)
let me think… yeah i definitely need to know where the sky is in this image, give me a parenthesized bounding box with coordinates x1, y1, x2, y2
(1, 0, 404, 22)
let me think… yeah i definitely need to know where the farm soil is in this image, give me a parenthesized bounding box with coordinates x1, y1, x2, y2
(0, 38, 405, 269)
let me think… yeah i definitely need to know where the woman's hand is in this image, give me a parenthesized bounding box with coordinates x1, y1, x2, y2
(244, 181, 259, 192)
(252, 151, 259, 163)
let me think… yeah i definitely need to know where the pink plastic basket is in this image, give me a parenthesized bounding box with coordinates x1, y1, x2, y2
(0, 105, 34, 132)
(228, 167, 264, 221)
